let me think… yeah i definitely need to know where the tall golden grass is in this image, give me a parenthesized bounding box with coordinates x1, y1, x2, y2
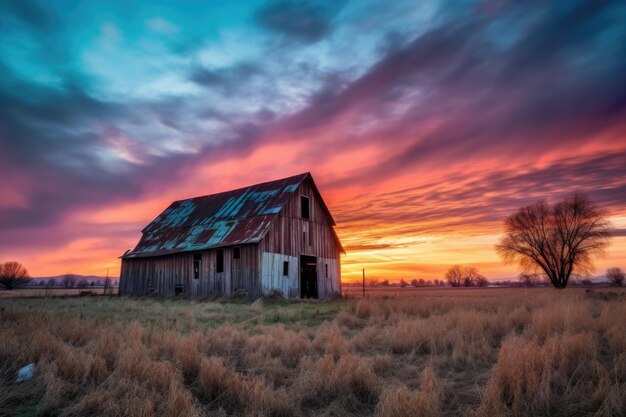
(0, 288, 624, 416)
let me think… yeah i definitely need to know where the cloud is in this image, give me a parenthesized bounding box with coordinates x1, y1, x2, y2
(189, 62, 262, 93)
(0, 0, 56, 30)
(255, 0, 340, 43)
(332, 151, 626, 240)
(0, 55, 274, 240)
(147, 17, 180, 34)
(612, 229, 626, 238)
(272, 0, 626, 184)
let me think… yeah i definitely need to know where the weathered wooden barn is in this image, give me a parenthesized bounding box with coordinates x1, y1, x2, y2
(119, 173, 344, 298)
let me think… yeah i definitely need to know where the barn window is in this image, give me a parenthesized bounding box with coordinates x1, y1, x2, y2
(325, 263, 328, 278)
(233, 247, 240, 259)
(193, 254, 201, 279)
(283, 261, 289, 276)
(300, 196, 310, 220)
(216, 249, 224, 273)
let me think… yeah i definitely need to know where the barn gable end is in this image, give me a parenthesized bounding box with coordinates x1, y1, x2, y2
(259, 176, 342, 297)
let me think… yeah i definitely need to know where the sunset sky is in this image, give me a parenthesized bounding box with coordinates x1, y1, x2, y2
(1, 0, 625, 282)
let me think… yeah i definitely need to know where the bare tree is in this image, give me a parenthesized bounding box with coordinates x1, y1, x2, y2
(77, 279, 88, 289)
(519, 273, 541, 287)
(46, 278, 56, 288)
(445, 265, 464, 287)
(446, 265, 487, 287)
(463, 267, 482, 287)
(62, 274, 77, 288)
(607, 267, 625, 287)
(410, 279, 419, 287)
(496, 193, 612, 289)
(474, 275, 489, 287)
(0, 262, 30, 290)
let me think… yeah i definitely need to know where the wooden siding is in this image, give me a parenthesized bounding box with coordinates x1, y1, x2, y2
(259, 253, 339, 298)
(120, 252, 193, 296)
(260, 253, 299, 297)
(120, 244, 260, 297)
(228, 244, 260, 298)
(316, 256, 340, 298)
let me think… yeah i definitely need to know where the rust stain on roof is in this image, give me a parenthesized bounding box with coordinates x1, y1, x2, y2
(124, 173, 314, 258)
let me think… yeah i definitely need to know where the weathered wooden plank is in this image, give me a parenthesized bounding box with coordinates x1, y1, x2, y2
(260, 252, 298, 297)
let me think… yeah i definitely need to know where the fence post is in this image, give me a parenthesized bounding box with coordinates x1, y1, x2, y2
(362, 268, 365, 298)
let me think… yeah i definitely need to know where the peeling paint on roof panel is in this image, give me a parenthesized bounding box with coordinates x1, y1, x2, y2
(260, 206, 282, 215)
(283, 184, 298, 192)
(159, 199, 195, 230)
(124, 173, 316, 258)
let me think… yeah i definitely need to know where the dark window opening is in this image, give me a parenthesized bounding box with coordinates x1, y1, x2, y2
(283, 261, 289, 276)
(175, 285, 183, 296)
(301, 196, 310, 220)
(325, 263, 328, 278)
(216, 249, 224, 273)
(193, 254, 201, 279)
(233, 247, 240, 259)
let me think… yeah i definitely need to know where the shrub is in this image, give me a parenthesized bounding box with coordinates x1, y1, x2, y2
(376, 366, 442, 417)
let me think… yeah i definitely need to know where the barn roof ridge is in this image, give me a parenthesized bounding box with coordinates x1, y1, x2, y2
(169, 172, 311, 205)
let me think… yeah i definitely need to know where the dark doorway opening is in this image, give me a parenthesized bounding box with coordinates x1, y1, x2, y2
(300, 255, 318, 298)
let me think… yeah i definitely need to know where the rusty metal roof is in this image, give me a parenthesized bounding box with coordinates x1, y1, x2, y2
(123, 172, 339, 258)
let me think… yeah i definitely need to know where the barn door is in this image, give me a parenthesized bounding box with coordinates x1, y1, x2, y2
(300, 255, 318, 298)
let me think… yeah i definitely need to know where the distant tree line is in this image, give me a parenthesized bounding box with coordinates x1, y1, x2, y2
(444, 265, 489, 287)
(365, 278, 446, 287)
(0, 265, 120, 292)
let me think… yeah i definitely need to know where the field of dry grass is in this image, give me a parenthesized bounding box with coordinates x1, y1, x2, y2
(0, 288, 624, 417)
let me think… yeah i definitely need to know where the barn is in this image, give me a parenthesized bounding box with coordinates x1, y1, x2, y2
(119, 172, 344, 298)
